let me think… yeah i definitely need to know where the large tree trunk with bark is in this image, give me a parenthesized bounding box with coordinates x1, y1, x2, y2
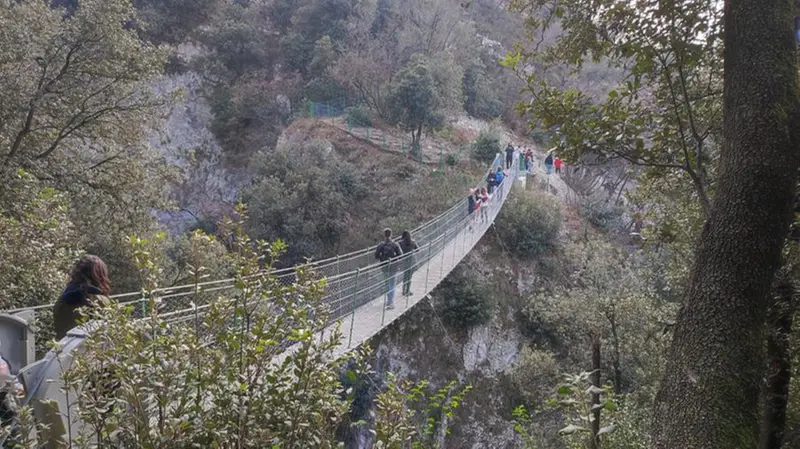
(760, 280, 795, 449)
(651, 0, 800, 446)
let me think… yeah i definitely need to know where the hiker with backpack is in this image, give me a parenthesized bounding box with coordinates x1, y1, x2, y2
(375, 228, 403, 310)
(399, 230, 419, 297)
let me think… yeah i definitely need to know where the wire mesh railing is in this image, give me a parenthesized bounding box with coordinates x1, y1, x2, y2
(6, 153, 518, 345)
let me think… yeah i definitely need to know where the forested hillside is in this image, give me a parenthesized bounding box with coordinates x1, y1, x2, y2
(0, 0, 798, 448)
(0, 0, 527, 306)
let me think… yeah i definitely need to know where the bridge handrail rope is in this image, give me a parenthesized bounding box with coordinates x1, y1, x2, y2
(5, 153, 508, 317)
(157, 154, 518, 335)
(11, 153, 519, 446)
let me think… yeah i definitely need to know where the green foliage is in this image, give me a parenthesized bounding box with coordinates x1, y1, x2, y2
(0, 0, 168, 177)
(304, 76, 347, 103)
(518, 237, 676, 397)
(471, 128, 503, 164)
(495, 188, 562, 259)
(463, 64, 504, 119)
(511, 346, 560, 405)
(244, 140, 367, 265)
(195, 2, 281, 80)
(0, 0, 174, 298)
(0, 210, 469, 447)
(133, 0, 218, 43)
(509, 0, 721, 215)
(548, 372, 618, 445)
(373, 373, 472, 448)
(309, 35, 337, 77)
(580, 197, 625, 231)
(0, 171, 79, 310)
(53, 209, 353, 447)
(387, 54, 446, 148)
(445, 154, 458, 167)
(434, 266, 495, 328)
(428, 52, 465, 113)
(345, 106, 373, 127)
(277, 0, 354, 75)
(514, 371, 649, 449)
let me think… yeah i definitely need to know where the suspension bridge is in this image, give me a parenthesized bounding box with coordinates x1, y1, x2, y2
(0, 152, 522, 447)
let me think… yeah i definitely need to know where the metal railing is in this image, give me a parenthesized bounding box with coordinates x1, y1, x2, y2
(5, 153, 519, 351)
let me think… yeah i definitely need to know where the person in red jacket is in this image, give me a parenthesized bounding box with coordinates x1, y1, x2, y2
(554, 156, 564, 174)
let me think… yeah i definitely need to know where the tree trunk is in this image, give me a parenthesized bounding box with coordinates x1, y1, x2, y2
(610, 314, 623, 395)
(591, 335, 601, 449)
(651, 0, 800, 446)
(760, 280, 795, 449)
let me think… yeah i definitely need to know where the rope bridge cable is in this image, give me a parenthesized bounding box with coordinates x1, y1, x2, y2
(12, 154, 520, 445)
(3, 153, 517, 349)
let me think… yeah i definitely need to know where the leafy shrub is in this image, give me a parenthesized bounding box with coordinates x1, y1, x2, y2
(472, 128, 502, 164)
(463, 65, 504, 119)
(511, 346, 560, 404)
(446, 154, 458, 167)
(336, 168, 369, 201)
(303, 77, 347, 103)
(0, 170, 78, 312)
(10, 213, 468, 448)
(529, 127, 554, 146)
(345, 106, 373, 127)
(581, 197, 625, 230)
(244, 141, 363, 265)
(496, 188, 562, 259)
(435, 266, 494, 328)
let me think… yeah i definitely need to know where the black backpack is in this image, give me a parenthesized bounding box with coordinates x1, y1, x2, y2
(377, 241, 400, 262)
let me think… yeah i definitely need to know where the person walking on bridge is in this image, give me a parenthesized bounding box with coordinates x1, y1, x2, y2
(494, 166, 506, 200)
(479, 187, 490, 223)
(375, 228, 403, 310)
(486, 170, 497, 195)
(399, 230, 418, 297)
(505, 143, 515, 169)
(468, 189, 478, 231)
(53, 255, 111, 340)
(544, 153, 554, 175)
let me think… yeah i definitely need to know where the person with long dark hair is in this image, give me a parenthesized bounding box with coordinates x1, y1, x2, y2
(399, 230, 419, 297)
(53, 255, 111, 339)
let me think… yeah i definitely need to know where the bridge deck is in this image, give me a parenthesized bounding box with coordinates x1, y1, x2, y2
(334, 223, 484, 358)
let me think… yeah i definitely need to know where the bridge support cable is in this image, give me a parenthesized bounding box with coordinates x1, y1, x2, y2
(4, 153, 520, 445)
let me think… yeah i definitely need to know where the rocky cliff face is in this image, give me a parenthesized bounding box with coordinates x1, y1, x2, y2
(151, 65, 564, 446)
(359, 245, 539, 449)
(148, 44, 247, 233)
(152, 71, 243, 233)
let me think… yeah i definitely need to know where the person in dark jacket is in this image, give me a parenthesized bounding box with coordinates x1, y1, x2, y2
(375, 229, 403, 310)
(53, 255, 111, 340)
(486, 170, 496, 195)
(399, 230, 419, 297)
(505, 143, 515, 169)
(467, 190, 478, 231)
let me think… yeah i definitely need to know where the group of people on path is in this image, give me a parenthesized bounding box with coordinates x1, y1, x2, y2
(544, 153, 564, 174)
(374, 228, 418, 310)
(514, 141, 566, 176)
(376, 149, 517, 310)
